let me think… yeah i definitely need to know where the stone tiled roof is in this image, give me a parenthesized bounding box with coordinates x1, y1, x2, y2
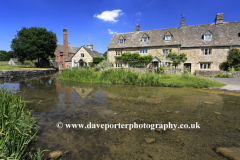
(10, 58, 18, 63)
(65, 55, 74, 62)
(56, 44, 80, 54)
(108, 21, 240, 49)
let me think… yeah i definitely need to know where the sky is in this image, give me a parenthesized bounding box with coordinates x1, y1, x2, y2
(0, 0, 240, 54)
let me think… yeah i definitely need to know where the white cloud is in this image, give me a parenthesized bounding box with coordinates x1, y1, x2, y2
(136, 12, 141, 15)
(108, 29, 115, 34)
(94, 9, 123, 22)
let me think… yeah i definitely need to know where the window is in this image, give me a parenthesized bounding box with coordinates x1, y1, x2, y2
(128, 63, 132, 68)
(115, 63, 122, 68)
(119, 39, 124, 43)
(62, 64, 63, 67)
(238, 32, 240, 37)
(201, 49, 212, 55)
(140, 49, 147, 53)
(204, 34, 212, 41)
(163, 49, 171, 55)
(81, 53, 84, 57)
(165, 35, 171, 41)
(142, 37, 148, 42)
(88, 62, 90, 66)
(200, 63, 211, 69)
(115, 51, 122, 55)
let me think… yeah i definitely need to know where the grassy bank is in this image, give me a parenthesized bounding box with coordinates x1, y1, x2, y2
(59, 68, 225, 88)
(0, 88, 38, 159)
(0, 61, 52, 71)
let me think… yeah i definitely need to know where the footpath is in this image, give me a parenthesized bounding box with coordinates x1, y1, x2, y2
(210, 78, 240, 91)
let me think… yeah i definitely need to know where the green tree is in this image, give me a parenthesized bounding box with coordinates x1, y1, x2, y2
(166, 52, 187, 69)
(0, 50, 17, 61)
(103, 51, 107, 59)
(11, 27, 57, 65)
(227, 48, 240, 68)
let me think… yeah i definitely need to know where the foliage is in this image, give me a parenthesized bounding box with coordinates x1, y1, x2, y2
(82, 66, 91, 69)
(115, 52, 153, 68)
(93, 57, 105, 63)
(103, 51, 107, 59)
(59, 68, 225, 88)
(166, 52, 187, 69)
(96, 60, 113, 71)
(90, 62, 95, 67)
(215, 74, 232, 78)
(0, 88, 39, 159)
(235, 67, 240, 71)
(0, 61, 51, 71)
(11, 27, 57, 64)
(0, 50, 18, 61)
(228, 67, 235, 71)
(133, 64, 147, 68)
(220, 48, 240, 71)
(157, 66, 164, 74)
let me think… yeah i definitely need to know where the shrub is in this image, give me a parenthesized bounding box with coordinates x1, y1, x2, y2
(215, 74, 232, 78)
(96, 60, 113, 71)
(235, 67, 240, 71)
(90, 62, 95, 67)
(133, 64, 147, 68)
(82, 66, 91, 69)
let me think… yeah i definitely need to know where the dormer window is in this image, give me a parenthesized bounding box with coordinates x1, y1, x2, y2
(164, 32, 172, 41)
(203, 31, 212, 41)
(81, 53, 84, 57)
(119, 36, 124, 44)
(142, 33, 149, 42)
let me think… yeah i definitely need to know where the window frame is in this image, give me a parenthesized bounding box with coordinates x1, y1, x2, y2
(162, 49, 172, 55)
(142, 37, 148, 42)
(140, 49, 148, 54)
(115, 51, 122, 56)
(81, 53, 84, 57)
(119, 39, 124, 44)
(165, 35, 171, 41)
(200, 63, 211, 70)
(201, 49, 212, 55)
(204, 34, 212, 41)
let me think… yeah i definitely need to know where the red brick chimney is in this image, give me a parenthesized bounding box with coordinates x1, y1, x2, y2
(62, 28, 68, 69)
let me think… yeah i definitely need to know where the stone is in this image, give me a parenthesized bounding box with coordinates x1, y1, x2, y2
(205, 102, 214, 104)
(145, 138, 156, 144)
(155, 128, 164, 134)
(236, 128, 240, 132)
(175, 111, 180, 113)
(49, 151, 62, 158)
(166, 111, 171, 113)
(214, 112, 222, 115)
(215, 147, 240, 160)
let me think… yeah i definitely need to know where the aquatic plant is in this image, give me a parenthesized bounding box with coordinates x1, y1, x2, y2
(59, 68, 225, 88)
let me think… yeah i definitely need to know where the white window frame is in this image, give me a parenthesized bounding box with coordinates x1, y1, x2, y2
(115, 51, 122, 56)
(163, 49, 171, 55)
(201, 49, 212, 55)
(165, 35, 171, 41)
(81, 53, 84, 57)
(119, 39, 124, 44)
(200, 63, 211, 69)
(115, 63, 122, 68)
(140, 49, 147, 53)
(142, 37, 148, 42)
(204, 34, 212, 41)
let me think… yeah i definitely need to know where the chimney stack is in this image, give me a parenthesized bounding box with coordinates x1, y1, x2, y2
(63, 28, 69, 57)
(215, 13, 223, 25)
(181, 17, 185, 27)
(135, 24, 140, 32)
(87, 44, 93, 50)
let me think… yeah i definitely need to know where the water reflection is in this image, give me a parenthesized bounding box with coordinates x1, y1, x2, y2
(1, 74, 240, 159)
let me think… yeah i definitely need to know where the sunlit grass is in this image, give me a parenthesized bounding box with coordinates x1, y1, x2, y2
(59, 68, 226, 88)
(0, 61, 52, 71)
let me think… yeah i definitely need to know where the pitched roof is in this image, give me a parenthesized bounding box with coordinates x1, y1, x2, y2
(56, 44, 80, 54)
(65, 55, 74, 62)
(10, 58, 18, 63)
(108, 21, 240, 49)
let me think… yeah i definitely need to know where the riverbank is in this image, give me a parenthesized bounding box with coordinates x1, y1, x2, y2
(59, 68, 226, 88)
(0, 69, 57, 78)
(209, 77, 240, 92)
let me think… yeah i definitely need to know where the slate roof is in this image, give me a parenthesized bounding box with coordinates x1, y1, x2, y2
(56, 44, 80, 54)
(10, 58, 18, 63)
(65, 55, 74, 62)
(108, 21, 240, 49)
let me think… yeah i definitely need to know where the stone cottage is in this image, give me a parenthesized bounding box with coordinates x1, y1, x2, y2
(8, 58, 18, 65)
(107, 13, 240, 73)
(54, 28, 103, 69)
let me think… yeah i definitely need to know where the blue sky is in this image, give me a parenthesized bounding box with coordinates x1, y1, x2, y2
(0, 0, 239, 54)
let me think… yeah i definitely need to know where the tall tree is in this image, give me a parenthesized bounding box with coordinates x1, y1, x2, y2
(166, 52, 187, 69)
(11, 27, 57, 64)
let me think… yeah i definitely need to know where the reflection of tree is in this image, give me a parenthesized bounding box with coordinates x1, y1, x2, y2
(18, 76, 60, 112)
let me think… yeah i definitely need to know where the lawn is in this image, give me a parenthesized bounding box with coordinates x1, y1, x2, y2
(0, 61, 52, 71)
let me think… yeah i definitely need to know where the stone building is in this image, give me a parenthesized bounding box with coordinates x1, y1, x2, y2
(107, 13, 240, 73)
(8, 58, 18, 65)
(54, 28, 103, 69)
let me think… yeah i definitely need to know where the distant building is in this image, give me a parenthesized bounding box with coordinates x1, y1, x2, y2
(107, 13, 240, 73)
(54, 29, 103, 69)
(8, 58, 18, 65)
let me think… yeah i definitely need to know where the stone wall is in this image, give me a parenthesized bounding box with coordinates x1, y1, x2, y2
(0, 69, 57, 78)
(195, 70, 240, 78)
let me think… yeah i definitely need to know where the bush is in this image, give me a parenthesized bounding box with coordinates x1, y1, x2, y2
(90, 62, 95, 67)
(157, 67, 164, 74)
(82, 66, 91, 69)
(96, 60, 113, 71)
(133, 64, 147, 68)
(215, 74, 232, 78)
(235, 67, 240, 71)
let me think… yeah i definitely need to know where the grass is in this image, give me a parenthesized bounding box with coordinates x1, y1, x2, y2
(215, 74, 232, 78)
(0, 61, 52, 71)
(59, 68, 226, 88)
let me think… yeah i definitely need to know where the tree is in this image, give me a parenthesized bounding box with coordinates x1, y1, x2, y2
(166, 52, 187, 69)
(0, 50, 18, 61)
(103, 51, 107, 59)
(227, 48, 240, 68)
(11, 27, 57, 65)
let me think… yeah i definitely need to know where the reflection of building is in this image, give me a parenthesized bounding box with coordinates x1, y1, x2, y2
(74, 87, 93, 100)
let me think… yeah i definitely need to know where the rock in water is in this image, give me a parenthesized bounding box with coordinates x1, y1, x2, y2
(215, 147, 240, 160)
(49, 151, 63, 158)
(145, 138, 156, 144)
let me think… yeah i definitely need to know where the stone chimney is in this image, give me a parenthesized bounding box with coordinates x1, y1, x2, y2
(63, 28, 69, 57)
(181, 17, 185, 27)
(68, 43, 70, 46)
(215, 13, 223, 25)
(87, 44, 93, 50)
(135, 24, 140, 32)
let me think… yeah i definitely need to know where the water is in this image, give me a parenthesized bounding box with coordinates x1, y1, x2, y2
(1, 74, 240, 159)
